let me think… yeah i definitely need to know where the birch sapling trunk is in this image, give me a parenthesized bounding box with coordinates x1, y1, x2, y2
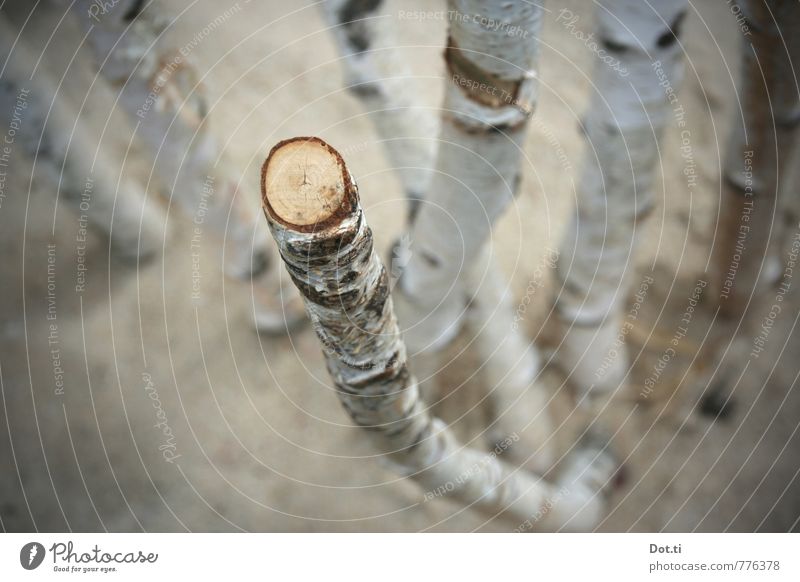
(0, 12, 166, 262)
(70, 0, 304, 331)
(386, 0, 553, 470)
(690, 1, 800, 415)
(261, 137, 619, 530)
(711, 0, 800, 318)
(554, 0, 687, 398)
(394, 0, 542, 352)
(321, 0, 438, 221)
(464, 245, 553, 472)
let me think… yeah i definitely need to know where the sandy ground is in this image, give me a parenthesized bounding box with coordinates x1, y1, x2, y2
(1, 0, 799, 532)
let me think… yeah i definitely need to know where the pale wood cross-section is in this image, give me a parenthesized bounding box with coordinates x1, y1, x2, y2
(262, 137, 350, 228)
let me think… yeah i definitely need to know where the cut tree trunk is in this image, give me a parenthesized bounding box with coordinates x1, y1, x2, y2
(554, 0, 688, 398)
(261, 136, 619, 530)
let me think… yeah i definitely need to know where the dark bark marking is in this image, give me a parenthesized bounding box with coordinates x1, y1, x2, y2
(123, 0, 147, 22)
(338, 0, 383, 52)
(656, 11, 686, 48)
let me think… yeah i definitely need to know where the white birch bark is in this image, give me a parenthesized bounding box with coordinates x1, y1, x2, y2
(554, 0, 687, 397)
(262, 137, 618, 530)
(321, 0, 438, 220)
(0, 11, 166, 261)
(69, 0, 303, 331)
(464, 245, 554, 473)
(712, 0, 800, 318)
(375, 0, 554, 468)
(394, 0, 542, 353)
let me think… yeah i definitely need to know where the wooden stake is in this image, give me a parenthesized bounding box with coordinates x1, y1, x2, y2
(262, 137, 618, 530)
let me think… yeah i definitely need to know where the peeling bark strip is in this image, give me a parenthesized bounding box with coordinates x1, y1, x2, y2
(262, 138, 617, 530)
(554, 0, 687, 394)
(321, 0, 437, 220)
(394, 0, 542, 352)
(712, 1, 800, 318)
